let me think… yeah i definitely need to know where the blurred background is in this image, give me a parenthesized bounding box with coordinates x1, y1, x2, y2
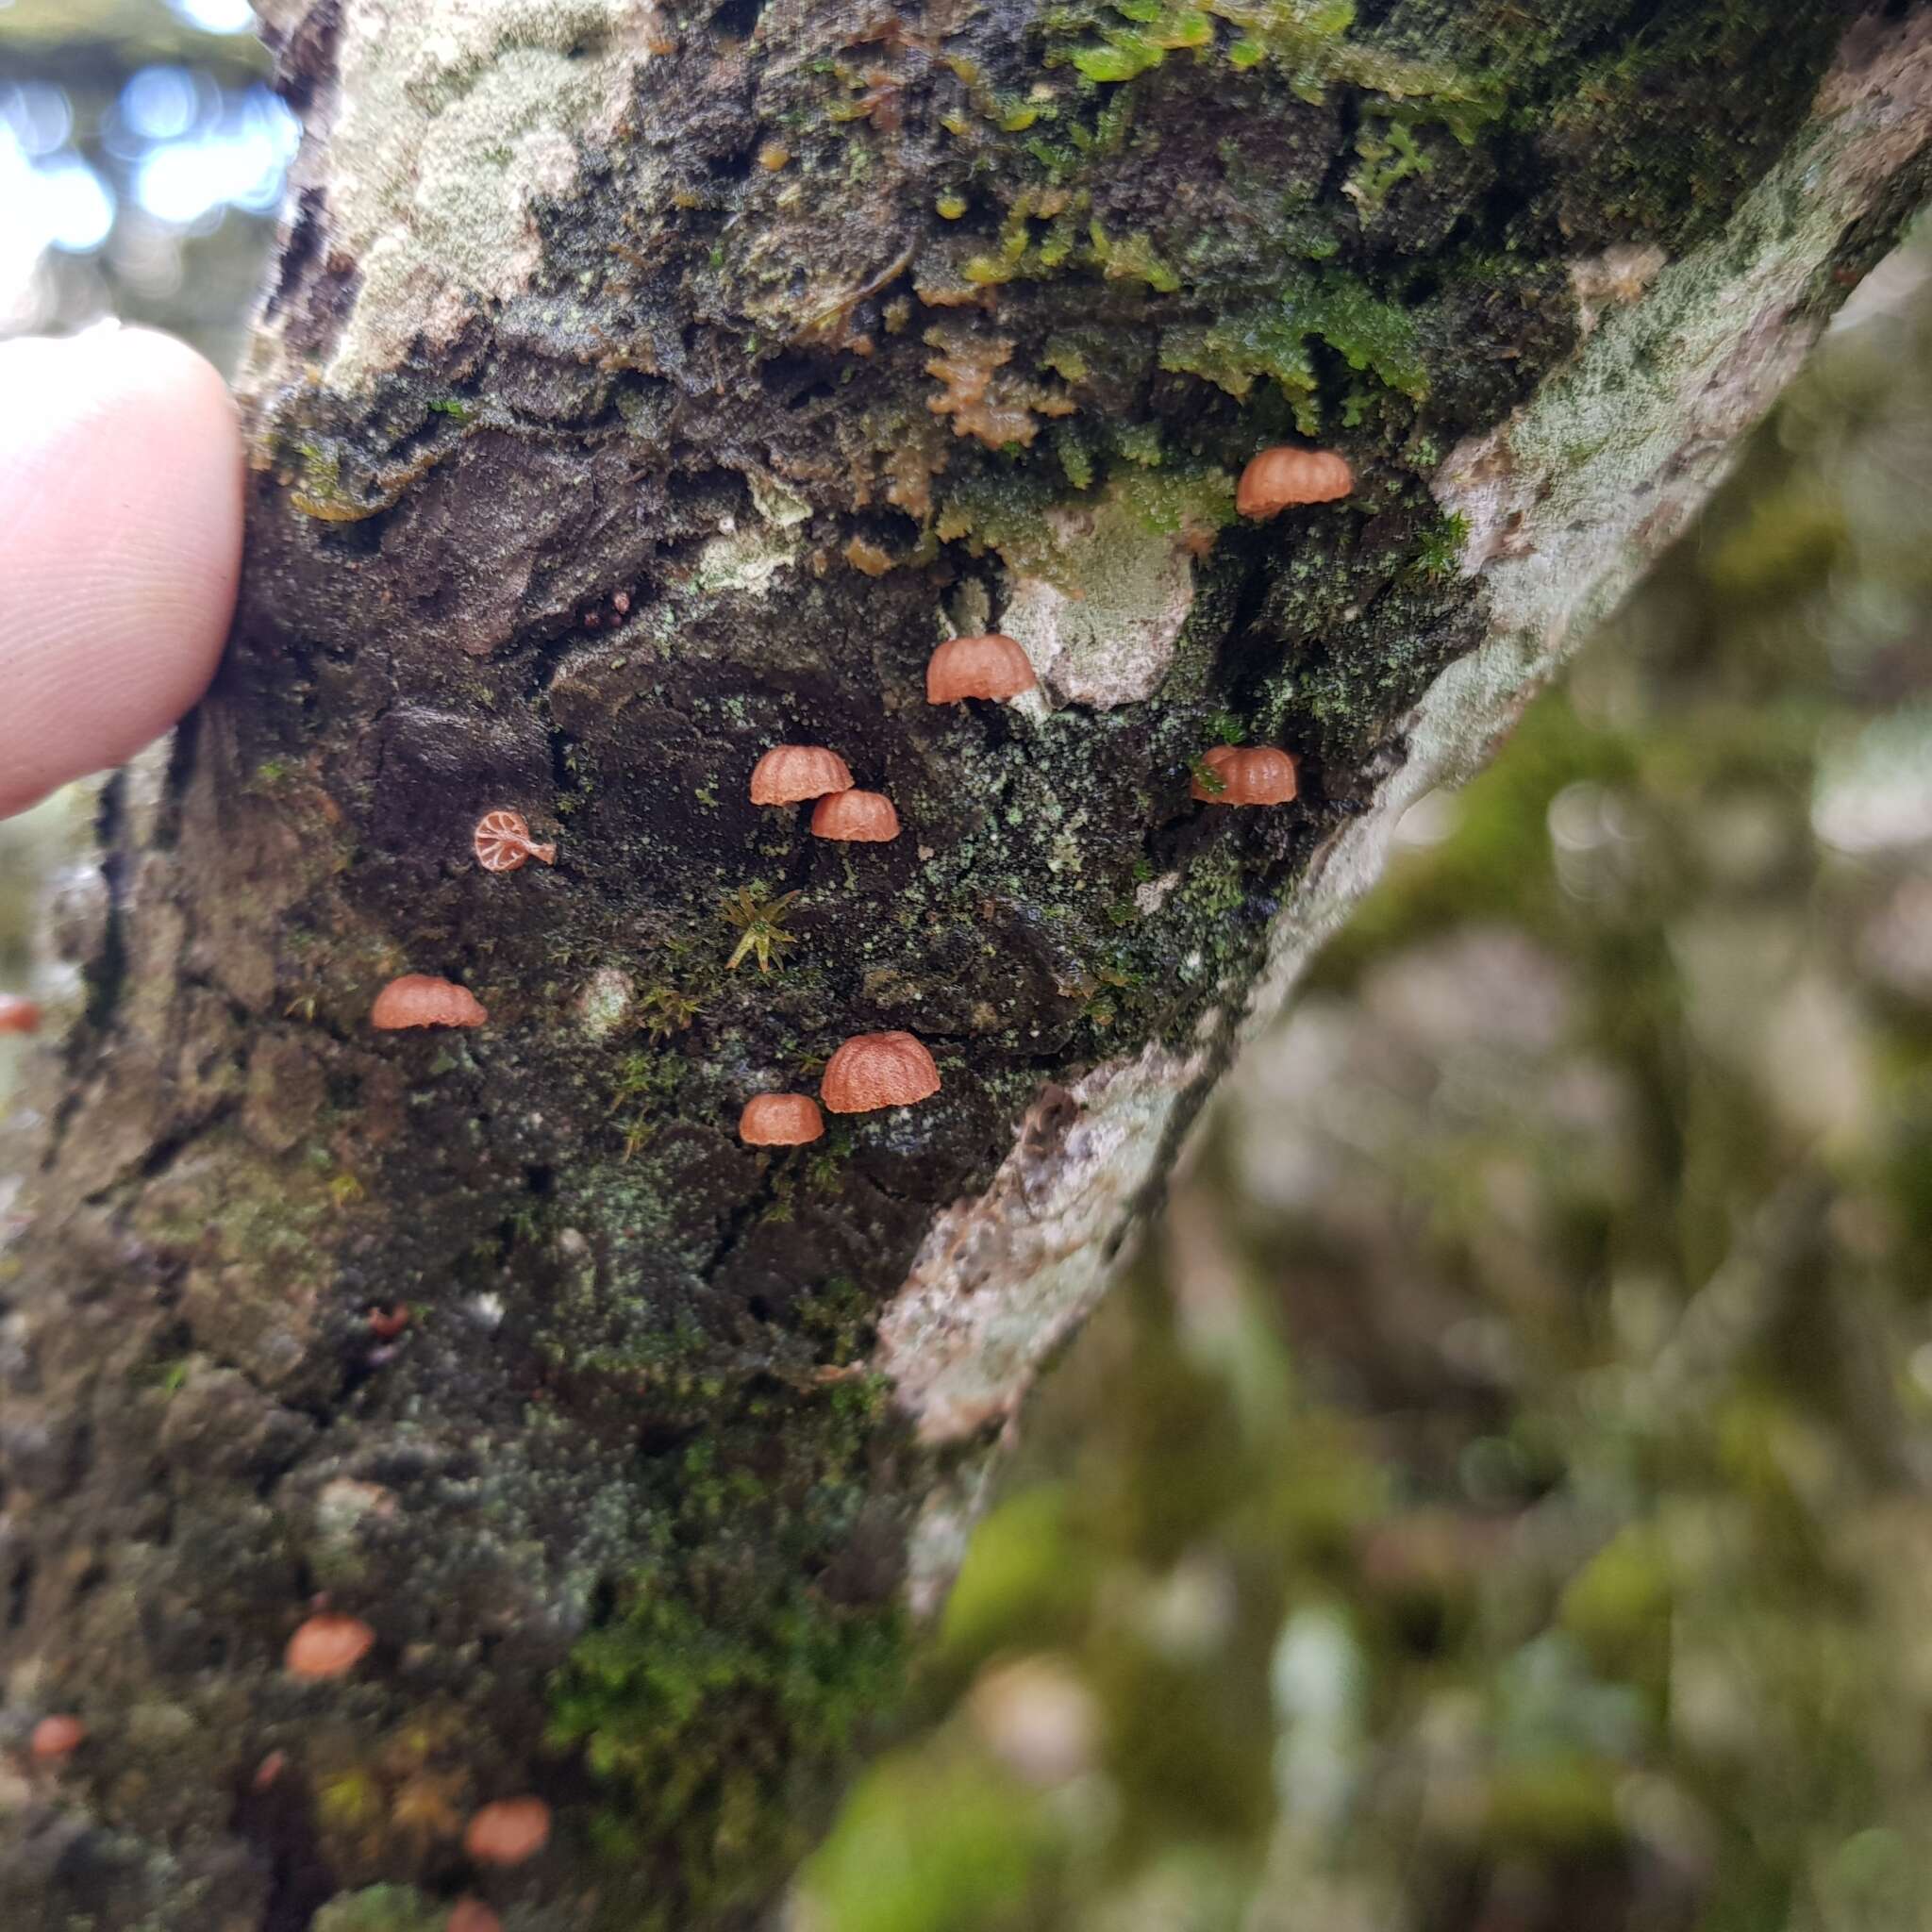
(6, 8, 1932, 1931)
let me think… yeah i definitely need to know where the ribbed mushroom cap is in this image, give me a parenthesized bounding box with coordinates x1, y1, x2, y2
(371, 974, 488, 1031)
(465, 1795, 552, 1867)
(1236, 447, 1354, 519)
(1228, 747, 1298, 805)
(809, 789, 901, 842)
(739, 1092, 825, 1145)
(1191, 745, 1298, 807)
(820, 1031, 941, 1113)
(926, 632, 1037, 704)
(474, 808, 556, 872)
(30, 1716, 85, 1760)
(750, 745, 855, 805)
(285, 1612, 376, 1680)
(447, 1901, 503, 1932)
(0, 993, 41, 1035)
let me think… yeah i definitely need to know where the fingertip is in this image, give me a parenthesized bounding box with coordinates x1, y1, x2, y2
(0, 325, 243, 819)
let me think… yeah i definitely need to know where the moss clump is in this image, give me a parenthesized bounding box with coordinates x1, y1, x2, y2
(1159, 268, 1426, 432)
(1540, 1, 1846, 251)
(552, 1492, 909, 1920)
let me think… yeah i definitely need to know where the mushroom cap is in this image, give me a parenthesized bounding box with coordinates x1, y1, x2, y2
(926, 632, 1038, 704)
(1192, 745, 1298, 807)
(1236, 447, 1354, 519)
(739, 1092, 825, 1146)
(750, 745, 855, 806)
(465, 1795, 552, 1867)
(820, 1031, 941, 1113)
(30, 1716, 85, 1761)
(285, 1612, 376, 1679)
(448, 1901, 503, 1932)
(809, 789, 901, 842)
(0, 993, 42, 1036)
(371, 974, 488, 1031)
(474, 808, 556, 872)
(1228, 747, 1298, 806)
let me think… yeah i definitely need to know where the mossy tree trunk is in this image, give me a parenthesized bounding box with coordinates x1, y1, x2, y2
(4, 3, 1930, 1927)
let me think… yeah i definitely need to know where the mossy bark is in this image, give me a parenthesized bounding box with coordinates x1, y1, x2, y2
(2, 3, 1928, 1927)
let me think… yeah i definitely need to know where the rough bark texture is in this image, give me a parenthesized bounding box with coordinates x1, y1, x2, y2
(3, 3, 1930, 1927)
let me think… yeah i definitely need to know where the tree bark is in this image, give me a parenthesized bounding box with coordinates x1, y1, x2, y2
(4, 4, 1930, 1927)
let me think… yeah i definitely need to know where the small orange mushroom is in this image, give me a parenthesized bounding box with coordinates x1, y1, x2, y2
(368, 1305, 410, 1341)
(926, 632, 1037, 705)
(821, 1031, 941, 1113)
(810, 789, 900, 842)
(1236, 446, 1354, 519)
(284, 1613, 376, 1680)
(739, 1093, 825, 1146)
(0, 994, 42, 1035)
(448, 1901, 503, 1932)
(465, 1795, 552, 1867)
(371, 974, 488, 1031)
(474, 809, 556, 873)
(750, 745, 855, 806)
(30, 1715, 85, 1761)
(1192, 745, 1298, 808)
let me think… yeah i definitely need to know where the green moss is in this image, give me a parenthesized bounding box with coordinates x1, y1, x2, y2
(1541, 1, 1844, 250)
(1159, 269, 1426, 432)
(552, 1549, 908, 1917)
(1088, 219, 1182, 293)
(1345, 111, 1429, 217)
(1070, 1, 1214, 84)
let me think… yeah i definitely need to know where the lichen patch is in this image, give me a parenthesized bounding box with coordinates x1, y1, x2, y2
(874, 1039, 1206, 1453)
(998, 483, 1199, 708)
(301, 0, 658, 392)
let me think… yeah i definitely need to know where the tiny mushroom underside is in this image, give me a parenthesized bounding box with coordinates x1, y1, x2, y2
(474, 808, 557, 871)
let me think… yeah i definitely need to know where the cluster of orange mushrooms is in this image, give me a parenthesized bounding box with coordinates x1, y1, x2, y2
(0, 452, 1346, 1932)
(358, 446, 1348, 1153)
